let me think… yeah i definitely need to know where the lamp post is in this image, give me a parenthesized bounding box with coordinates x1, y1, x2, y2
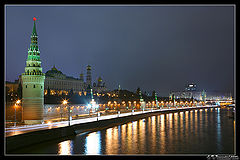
(60, 106, 63, 121)
(62, 100, 70, 126)
(14, 100, 21, 127)
(95, 103, 99, 121)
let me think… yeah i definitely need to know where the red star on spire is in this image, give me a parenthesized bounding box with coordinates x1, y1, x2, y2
(33, 17, 36, 21)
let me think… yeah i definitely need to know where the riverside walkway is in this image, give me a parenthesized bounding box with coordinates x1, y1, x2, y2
(5, 105, 219, 137)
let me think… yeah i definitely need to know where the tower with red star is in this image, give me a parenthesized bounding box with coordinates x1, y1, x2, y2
(21, 17, 45, 124)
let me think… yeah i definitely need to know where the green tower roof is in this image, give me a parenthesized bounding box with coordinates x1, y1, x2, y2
(32, 18, 37, 36)
(87, 65, 91, 70)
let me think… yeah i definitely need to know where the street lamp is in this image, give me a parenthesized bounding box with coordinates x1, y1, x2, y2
(95, 104, 100, 121)
(62, 99, 70, 126)
(14, 100, 21, 127)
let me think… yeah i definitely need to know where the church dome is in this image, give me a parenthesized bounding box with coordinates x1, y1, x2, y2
(45, 65, 66, 79)
(98, 77, 102, 82)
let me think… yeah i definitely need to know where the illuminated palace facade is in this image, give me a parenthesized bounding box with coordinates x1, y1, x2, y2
(44, 65, 107, 96)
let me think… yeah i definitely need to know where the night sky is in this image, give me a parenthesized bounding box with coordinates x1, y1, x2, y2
(5, 5, 234, 96)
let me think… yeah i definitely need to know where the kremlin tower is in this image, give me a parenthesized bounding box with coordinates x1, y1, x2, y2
(21, 17, 45, 124)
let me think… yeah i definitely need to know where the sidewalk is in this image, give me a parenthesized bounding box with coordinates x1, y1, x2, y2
(5, 105, 216, 137)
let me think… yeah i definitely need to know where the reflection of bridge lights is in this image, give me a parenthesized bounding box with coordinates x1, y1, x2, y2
(168, 113, 173, 120)
(58, 140, 73, 155)
(85, 132, 101, 155)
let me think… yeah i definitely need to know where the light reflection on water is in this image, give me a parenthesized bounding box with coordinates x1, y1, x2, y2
(139, 119, 146, 152)
(14, 108, 234, 155)
(58, 140, 73, 155)
(216, 108, 222, 152)
(85, 131, 101, 155)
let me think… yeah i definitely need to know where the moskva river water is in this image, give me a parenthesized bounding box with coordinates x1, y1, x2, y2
(12, 107, 235, 155)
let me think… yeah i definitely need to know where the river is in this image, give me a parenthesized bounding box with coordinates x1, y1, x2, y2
(11, 107, 235, 155)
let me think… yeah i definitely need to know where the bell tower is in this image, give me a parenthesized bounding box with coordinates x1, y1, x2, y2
(86, 65, 92, 86)
(21, 17, 45, 124)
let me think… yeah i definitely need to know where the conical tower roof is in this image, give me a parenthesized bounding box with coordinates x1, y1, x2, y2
(22, 17, 44, 76)
(87, 65, 91, 70)
(32, 17, 37, 36)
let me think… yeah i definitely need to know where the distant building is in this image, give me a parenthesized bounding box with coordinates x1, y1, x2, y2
(185, 83, 197, 91)
(5, 80, 19, 93)
(5, 80, 20, 102)
(43, 65, 107, 96)
(170, 83, 232, 101)
(44, 65, 85, 95)
(8, 64, 108, 98)
(92, 76, 107, 93)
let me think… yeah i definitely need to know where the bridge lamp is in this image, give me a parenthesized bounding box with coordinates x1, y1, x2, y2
(62, 100, 71, 126)
(87, 104, 91, 109)
(62, 100, 68, 105)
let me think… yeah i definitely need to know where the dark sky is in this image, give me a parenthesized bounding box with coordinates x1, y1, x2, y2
(5, 5, 234, 96)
